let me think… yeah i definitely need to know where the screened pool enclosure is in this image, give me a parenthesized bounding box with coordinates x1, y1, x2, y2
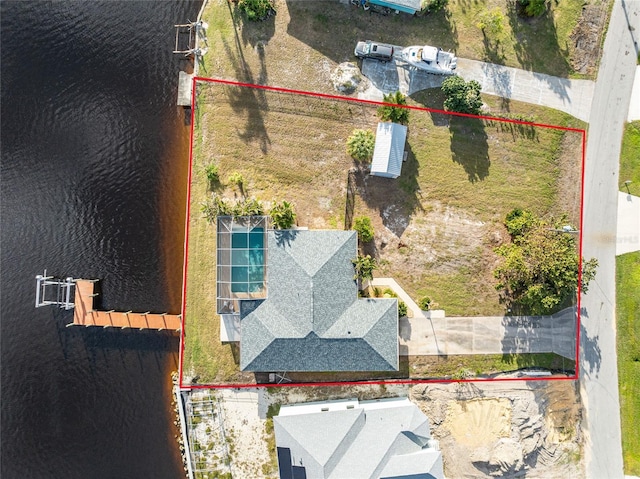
(216, 216, 269, 314)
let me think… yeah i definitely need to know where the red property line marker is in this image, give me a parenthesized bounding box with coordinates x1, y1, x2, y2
(179, 77, 586, 390)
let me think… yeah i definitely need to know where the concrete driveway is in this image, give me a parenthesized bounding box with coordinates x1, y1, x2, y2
(398, 307, 576, 361)
(358, 56, 594, 122)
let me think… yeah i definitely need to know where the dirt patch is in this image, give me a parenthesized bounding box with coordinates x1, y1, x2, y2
(551, 129, 583, 227)
(445, 398, 512, 448)
(373, 200, 488, 275)
(413, 380, 583, 478)
(570, 2, 610, 76)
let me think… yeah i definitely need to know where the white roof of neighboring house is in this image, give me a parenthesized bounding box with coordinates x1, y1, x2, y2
(371, 122, 407, 179)
(274, 397, 445, 479)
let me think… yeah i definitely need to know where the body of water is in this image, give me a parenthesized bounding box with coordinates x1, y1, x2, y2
(1, 1, 201, 477)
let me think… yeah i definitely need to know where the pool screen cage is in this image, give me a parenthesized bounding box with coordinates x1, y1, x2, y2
(216, 216, 269, 314)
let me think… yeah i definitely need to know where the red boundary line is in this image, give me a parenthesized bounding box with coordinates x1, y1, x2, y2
(179, 77, 586, 390)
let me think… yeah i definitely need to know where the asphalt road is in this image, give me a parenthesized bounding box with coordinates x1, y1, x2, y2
(580, 1, 640, 477)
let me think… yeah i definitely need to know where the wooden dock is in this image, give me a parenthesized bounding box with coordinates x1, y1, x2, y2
(72, 280, 181, 331)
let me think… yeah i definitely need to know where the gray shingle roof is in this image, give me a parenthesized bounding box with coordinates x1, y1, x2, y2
(274, 398, 444, 479)
(239, 230, 398, 372)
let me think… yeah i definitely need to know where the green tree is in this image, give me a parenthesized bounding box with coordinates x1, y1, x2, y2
(346, 129, 375, 162)
(518, 0, 547, 17)
(441, 76, 483, 115)
(352, 254, 378, 283)
(270, 200, 297, 229)
(493, 209, 598, 315)
(476, 7, 505, 38)
(353, 216, 374, 243)
(377, 91, 409, 125)
(237, 0, 275, 21)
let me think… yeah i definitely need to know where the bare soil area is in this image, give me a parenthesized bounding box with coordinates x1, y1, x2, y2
(185, 380, 583, 478)
(412, 380, 583, 478)
(570, 1, 611, 77)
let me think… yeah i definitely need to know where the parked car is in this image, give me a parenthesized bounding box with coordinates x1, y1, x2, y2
(354, 41, 395, 62)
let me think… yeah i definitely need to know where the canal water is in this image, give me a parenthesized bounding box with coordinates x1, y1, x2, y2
(1, 1, 201, 477)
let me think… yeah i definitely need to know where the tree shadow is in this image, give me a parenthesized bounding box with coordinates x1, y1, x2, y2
(273, 229, 299, 247)
(481, 33, 506, 65)
(212, 1, 271, 153)
(449, 116, 490, 182)
(220, 38, 271, 153)
(579, 308, 602, 376)
(235, 2, 276, 50)
(354, 141, 422, 238)
(506, 3, 572, 78)
(410, 87, 449, 126)
(484, 118, 538, 141)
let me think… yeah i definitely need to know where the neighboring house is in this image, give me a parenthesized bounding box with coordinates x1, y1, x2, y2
(370, 122, 407, 179)
(217, 218, 398, 372)
(367, 0, 421, 14)
(274, 397, 445, 479)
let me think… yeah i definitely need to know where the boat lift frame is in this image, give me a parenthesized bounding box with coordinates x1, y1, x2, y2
(35, 270, 76, 310)
(173, 20, 207, 57)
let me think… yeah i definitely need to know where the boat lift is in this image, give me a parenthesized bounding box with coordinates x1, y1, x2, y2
(35, 270, 76, 310)
(173, 20, 208, 58)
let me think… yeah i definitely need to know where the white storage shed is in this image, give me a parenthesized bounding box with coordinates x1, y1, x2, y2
(370, 122, 407, 179)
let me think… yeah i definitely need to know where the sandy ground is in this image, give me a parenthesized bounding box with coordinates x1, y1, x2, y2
(183, 379, 582, 478)
(412, 380, 584, 478)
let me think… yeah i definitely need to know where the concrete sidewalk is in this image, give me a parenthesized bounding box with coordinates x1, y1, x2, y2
(358, 57, 595, 122)
(616, 192, 640, 255)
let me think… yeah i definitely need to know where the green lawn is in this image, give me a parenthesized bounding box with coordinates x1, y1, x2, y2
(198, 0, 601, 89)
(617, 252, 640, 475)
(617, 120, 640, 475)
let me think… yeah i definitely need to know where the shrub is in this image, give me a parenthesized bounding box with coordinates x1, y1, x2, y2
(352, 254, 378, 282)
(518, 0, 547, 17)
(228, 171, 244, 188)
(377, 91, 409, 125)
(398, 300, 408, 318)
(505, 208, 537, 239)
(418, 296, 432, 310)
(237, 0, 275, 21)
(204, 163, 219, 186)
(353, 216, 374, 243)
(232, 197, 264, 216)
(441, 76, 483, 115)
(346, 129, 375, 162)
(383, 288, 397, 298)
(270, 200, 296, 229)
(201, 195, 233, 223)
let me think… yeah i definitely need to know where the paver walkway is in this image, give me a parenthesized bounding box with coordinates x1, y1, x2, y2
(359, 57, 595, 122)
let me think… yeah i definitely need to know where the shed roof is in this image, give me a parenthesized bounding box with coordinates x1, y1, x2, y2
(370, 122, 407, 179)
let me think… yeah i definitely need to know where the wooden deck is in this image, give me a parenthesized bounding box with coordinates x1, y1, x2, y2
(73, 280, 181, 331)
